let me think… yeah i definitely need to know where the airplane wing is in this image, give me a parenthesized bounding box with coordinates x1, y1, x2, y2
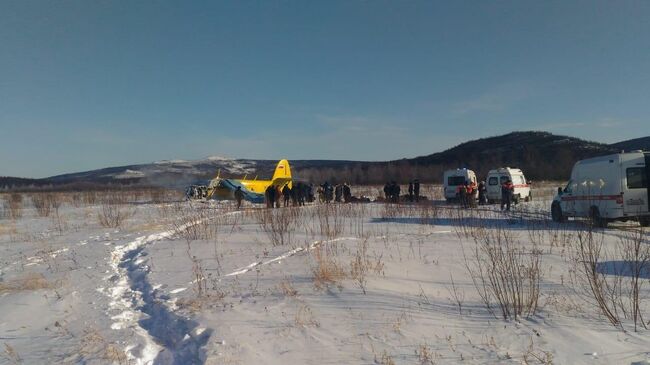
(219, 179, 266, 204)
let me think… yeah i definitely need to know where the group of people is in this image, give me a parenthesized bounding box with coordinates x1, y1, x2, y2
(456, 180, 479, 208)
(454, 179, 515, 211)
(383, 179, 420, 203)
(318, 182, 353, 203)
(264, 182, 314, 208)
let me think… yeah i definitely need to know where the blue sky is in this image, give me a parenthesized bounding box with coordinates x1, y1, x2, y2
(1, 1, 649, 177)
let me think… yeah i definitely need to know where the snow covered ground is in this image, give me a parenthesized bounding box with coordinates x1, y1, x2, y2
(1, 188, 649, 365)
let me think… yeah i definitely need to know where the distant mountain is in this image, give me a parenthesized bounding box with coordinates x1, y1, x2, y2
(402, 131, 618, 181)
(1, 131, 647, 190)
(610, 136, 650, 152)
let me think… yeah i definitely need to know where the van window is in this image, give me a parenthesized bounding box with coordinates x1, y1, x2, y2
(488, 177, 498, 185)
(500, 176, 509, 184)
(447, 176, 466, 186)
(627, 168, 647, 189)
(511, 175, 524, 185)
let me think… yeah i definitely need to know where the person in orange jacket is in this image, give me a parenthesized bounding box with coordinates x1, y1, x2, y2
(467, 181, 477, 208)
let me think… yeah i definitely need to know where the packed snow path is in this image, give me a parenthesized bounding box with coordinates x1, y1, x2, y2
(107, 212, 239, 365)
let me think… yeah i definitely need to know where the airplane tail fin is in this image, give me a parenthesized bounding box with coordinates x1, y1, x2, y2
(271, 159, 292, 184)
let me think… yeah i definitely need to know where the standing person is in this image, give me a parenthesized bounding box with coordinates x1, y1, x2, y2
(266, 185, 275, 208)
(275, 185, 282, 208)
(408, 181, 414, 202)
(478, 181, 487, 205)
(291, 183, 300, 206)
(298, 183, 307, 206)
(467, 180, 477, 208)
(307, 183, 314, 203)
(393, 182, 401, 203)
(282, 185, 291, 207)
(321, 182, 332, 203)
(383, 182, 391, 201)
(413, 179, 420, 202)
(457, 182, 467, 208)
(334, 184, 342, 202)
(501, 179, 514, 211)
(234, 186, 244, 209)
(326, 183, 334, 203)
(343, 183, 352, 203)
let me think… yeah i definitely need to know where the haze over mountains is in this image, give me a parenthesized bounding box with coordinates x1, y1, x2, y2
(2, 131, 648, 189)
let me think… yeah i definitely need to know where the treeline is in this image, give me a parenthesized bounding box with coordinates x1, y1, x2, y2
(296, 144, 608, 185)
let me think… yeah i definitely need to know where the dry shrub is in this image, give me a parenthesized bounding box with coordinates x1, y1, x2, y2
(97, 193, 135, 228)
(522, 337, 553, 365)
(376, 350, 396, 365)
(349, 238, 384, 294)
(79, 328, 128, 364)
(571, 228, 620, 327)
(3, 342, 21, 364)
(415, 343, 437, 365)
(617, 228, 650, 331)
(464, 226, 542, 320)
(5, 193, 23, 220)
(176, 297, 205, 313)
(173, 205, 217, 240)
(315, 204, 344, 239)
(311, 246, 346, 291)
(295, 304, 320, 327)
(571, 226, 650, 331)
(0, 273, 54, 293)
(83, 191, 97, 205)
(279, 278, 298, 297)
(31, 193, 52, 217)
(255, 207, 299, 246)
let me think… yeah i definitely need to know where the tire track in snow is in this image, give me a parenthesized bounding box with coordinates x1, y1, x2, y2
(107, 211, 240, 365)
(219, 237, 360, 279)
(217, 230, 454, 280)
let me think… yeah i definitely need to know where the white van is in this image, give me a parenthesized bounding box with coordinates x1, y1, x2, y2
(551, 151, 649, 227)
(443, 168, 477, 201)
(486, 167, 531, 203)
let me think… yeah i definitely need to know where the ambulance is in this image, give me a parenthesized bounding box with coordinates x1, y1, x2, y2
(443, 168, 477, 201)
(486, 167, 531, 203)
(551, 151, 649, 227)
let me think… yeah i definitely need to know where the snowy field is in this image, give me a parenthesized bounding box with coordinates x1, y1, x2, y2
(1, 186, 650, 365)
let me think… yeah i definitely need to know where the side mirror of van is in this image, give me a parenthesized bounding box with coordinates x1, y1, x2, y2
(557, 187, 563, 195)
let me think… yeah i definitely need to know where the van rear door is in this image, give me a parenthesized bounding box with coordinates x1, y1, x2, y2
(623, 155, 649, 215)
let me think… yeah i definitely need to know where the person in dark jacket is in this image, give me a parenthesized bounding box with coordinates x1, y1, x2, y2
(413, 179, 420, 202)
(265, 185, 275, 208)
(383, 182, 390, 201)
(501, 179, 514, 211)
(408, 181, 414, 202)
(457, 182, 467, 208)
(342, 183, 352, 203)
(234, 186, 244, 209)
(334, 184, 343, 202)
(392, 181, 401, 203)
(478, 181, 487, 205)
(282, 185, 291, 207)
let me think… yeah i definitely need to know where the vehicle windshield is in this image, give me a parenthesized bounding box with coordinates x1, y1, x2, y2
(447, 176, 466, 186)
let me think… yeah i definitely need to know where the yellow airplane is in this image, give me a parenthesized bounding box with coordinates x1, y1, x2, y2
(205, 159, 292, 203)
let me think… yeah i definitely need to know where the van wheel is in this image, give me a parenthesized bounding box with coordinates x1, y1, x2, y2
(640, 217, 650, 227)
(551, 202, 565, 223)
(589, 207, 608, 228)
